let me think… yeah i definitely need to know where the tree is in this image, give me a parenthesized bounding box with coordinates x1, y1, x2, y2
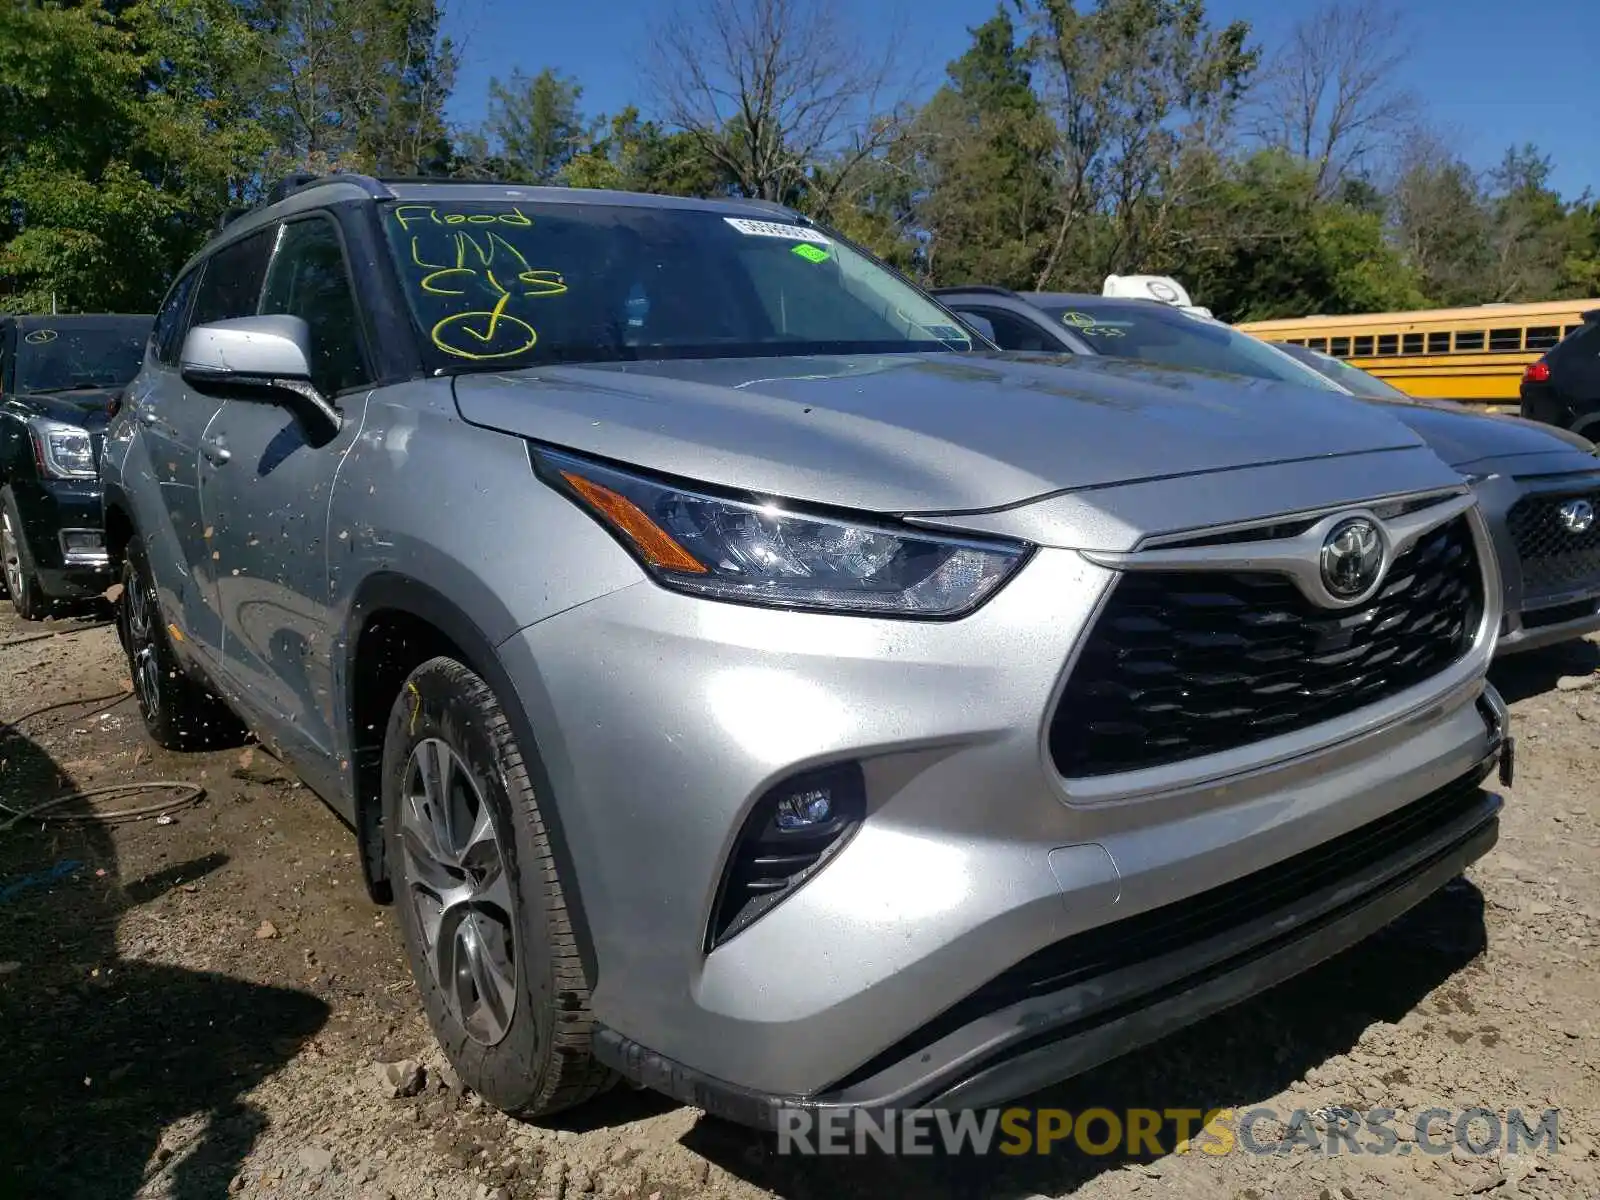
(1167, 150, 1423, 321)
(645, 0, 910, 212)
(1483, 145, 1574, 303)
(1389, 139, 1596, 307)
(1561, 201, 1600, 298)
(0, 0, 271, 312)
(563, 107, 728, 195)
(904, 7, 1057, 286)
(1390, 136, 1492, 307)
(477, 67, 588, 184)
(1248, 0, 1420, 197)
(242, 0, 457, 177)
(1021, 0, 1258, 291)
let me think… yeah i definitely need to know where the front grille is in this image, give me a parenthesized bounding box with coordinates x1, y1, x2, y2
(1506, 487, 1600, 596)
(1051, 516, 1483, 778)
(827, 763, 1495, 1095)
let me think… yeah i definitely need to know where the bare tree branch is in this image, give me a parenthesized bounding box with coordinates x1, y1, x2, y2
(1247, 0, 1419, 195)
(645, 0, 912, 207)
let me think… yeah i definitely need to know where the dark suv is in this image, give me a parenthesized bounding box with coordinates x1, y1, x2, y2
(1521, 309, 1600, 438)
(0, 314, 152, 617)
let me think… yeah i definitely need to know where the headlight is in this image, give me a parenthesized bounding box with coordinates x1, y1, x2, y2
(28, 418, 97, 480)
(536, 448, 1030, 618)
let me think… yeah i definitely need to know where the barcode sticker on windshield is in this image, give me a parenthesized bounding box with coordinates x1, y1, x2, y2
(724, 218, 831, 244)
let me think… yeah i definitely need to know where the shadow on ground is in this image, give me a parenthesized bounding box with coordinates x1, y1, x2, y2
(0, 723, 328, 1200)
(1489, 637, 1600, 704)
(677, 879, 1488, 1200)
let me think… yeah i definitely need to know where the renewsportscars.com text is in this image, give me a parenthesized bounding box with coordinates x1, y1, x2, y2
(776, 1106, 1561, 1158)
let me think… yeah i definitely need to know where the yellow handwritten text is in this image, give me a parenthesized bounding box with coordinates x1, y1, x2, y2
(393, 205, 534, 231)
(398, 210, 568, 359)
(410, 237, 448, 270)
(430, 310, 538, 361)
(420, 268, 475, 296)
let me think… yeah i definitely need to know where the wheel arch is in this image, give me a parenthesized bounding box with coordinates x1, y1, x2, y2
(341, 572, 598, 982)
(1569, 410, 1600, 441)
(103, 485, 135, 569)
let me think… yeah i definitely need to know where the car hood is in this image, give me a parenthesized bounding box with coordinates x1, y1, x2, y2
(452, 352, 1428, 514)
(1369, 397, 1597, 469)
(12, 387, 117, 431)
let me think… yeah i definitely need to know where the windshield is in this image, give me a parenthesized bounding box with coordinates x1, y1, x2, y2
(1037, 301, 1344, 391)
(16, 323, 150, 393)
(1273, 343, 1412, 401)
(381, 201, 972, 369)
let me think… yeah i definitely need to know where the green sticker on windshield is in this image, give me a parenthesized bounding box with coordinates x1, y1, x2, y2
(792, 243, 830, 264)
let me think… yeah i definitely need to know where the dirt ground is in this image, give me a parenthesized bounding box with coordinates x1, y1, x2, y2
(2, 603, 1598, 1200)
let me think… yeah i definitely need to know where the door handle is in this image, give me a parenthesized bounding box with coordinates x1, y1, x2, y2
(203, 437, 231, 465)
(139, 409, 158, 426)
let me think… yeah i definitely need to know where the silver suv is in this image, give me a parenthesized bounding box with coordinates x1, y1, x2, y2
(102, 176, 1511, 1129)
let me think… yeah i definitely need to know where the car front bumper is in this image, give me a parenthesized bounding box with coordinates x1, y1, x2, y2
(496, 531, 1507, 1113)
(1471, 465, 1600, 655)
(596, 753, 1502, 1128)
(11, 476, 112, 598)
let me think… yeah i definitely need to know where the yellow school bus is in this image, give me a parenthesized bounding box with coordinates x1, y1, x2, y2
(1236, 300, 1600, 403)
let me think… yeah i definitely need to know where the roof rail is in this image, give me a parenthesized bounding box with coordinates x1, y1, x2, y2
(374, 178, 800, 215)
(375, 175, 557, 189)
(732, 197, 800, 217)
(264, 172, 392, 206)
(927, 284, 1025, 300)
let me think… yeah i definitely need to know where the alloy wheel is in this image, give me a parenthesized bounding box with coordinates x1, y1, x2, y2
(1, 511, 21, 601)
(125, 569, 162, 720)
(399, 737, 518, 1046)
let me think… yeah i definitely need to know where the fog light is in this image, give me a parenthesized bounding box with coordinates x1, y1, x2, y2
(707, 762, 866, 948)
(59, 529, 108, 566)
(775, 788, 833, 830)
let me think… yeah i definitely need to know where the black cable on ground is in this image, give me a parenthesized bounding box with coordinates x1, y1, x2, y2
(0, 688, 205, 832)
(0, 622, 115, 650)
(0, 781, 206, 831)
(0, 689, 132, 736)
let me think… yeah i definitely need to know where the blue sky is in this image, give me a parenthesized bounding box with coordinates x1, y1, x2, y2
(442, 0, 1598, 199)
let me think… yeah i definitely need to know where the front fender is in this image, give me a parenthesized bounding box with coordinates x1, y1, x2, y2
(338, 570, 602, 983)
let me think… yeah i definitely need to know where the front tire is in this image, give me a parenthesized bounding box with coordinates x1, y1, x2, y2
(118, 534, 243, 749)
(382, 656, 613, 1117)
(1, 487, 47, 620)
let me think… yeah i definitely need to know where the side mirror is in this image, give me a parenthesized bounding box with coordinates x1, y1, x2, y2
(180, 316, 340, 436)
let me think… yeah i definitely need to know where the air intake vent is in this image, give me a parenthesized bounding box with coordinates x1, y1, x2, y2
(707, 763, 865, 949)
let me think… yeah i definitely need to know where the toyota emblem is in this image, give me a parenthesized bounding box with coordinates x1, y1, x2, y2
(1319, 517, 1386, 601)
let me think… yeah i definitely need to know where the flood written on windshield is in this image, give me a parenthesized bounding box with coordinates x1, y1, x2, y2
(380, 201, 974, 369)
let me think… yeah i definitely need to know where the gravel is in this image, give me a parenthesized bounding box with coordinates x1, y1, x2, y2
(2, 610, 1597, 1200)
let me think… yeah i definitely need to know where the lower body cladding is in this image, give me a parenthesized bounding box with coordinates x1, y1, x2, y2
(1500, 595, 1600, 654)
(498, 533, 1509, 1131)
